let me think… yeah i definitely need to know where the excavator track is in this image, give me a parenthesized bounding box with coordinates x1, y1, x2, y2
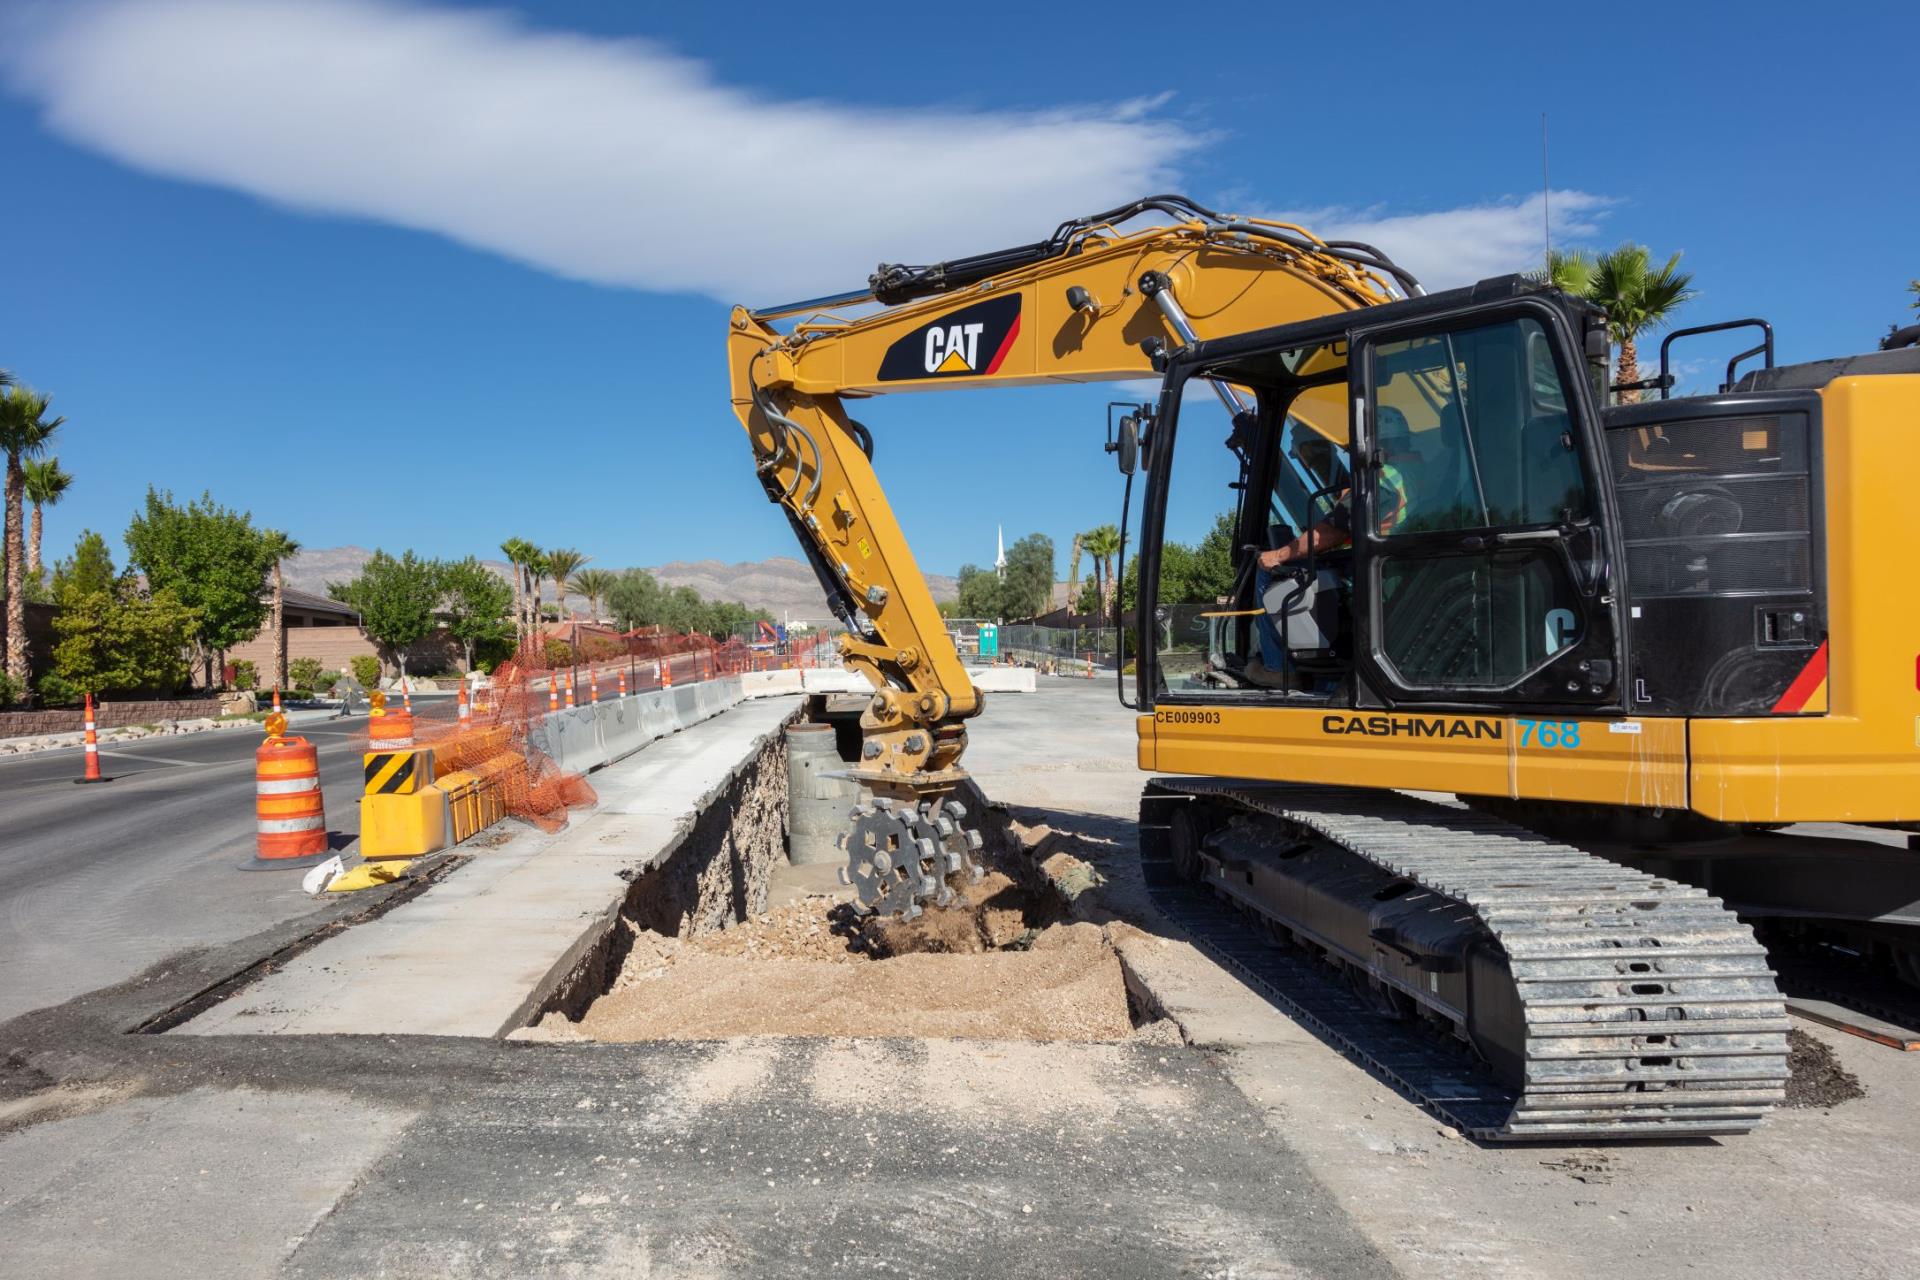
(1143, 780, 1790, 1140)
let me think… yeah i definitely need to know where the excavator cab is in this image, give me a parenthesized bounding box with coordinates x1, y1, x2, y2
(1141, 280, 1620, 727)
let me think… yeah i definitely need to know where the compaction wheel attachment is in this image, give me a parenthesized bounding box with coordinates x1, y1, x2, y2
(839, 797, 986, 917)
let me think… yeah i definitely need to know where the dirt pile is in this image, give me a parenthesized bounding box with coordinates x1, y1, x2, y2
(1784, 1028, 1866, 1108)
(533, 871, 1138, 1043)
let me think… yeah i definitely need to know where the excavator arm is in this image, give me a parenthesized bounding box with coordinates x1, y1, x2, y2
(726, 195, 1414, 908)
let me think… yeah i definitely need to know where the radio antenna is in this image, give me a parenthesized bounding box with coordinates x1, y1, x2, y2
(1541, 113, 1552, 278)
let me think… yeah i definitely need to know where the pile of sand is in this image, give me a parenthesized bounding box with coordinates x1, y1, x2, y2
(541, 872, 1137, 1043)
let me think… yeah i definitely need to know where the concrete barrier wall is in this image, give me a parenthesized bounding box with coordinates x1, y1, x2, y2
(529, 676, 749, 776)
(739, 669, 805, 698)
(799, 668, 865, 693)
(966, 667, 1038, 693)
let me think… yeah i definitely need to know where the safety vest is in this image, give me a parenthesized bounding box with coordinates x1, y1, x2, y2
(1375, 462, 1409, 535)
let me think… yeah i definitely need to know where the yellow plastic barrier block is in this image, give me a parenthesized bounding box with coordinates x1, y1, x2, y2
(325, 859, 412, 893)
(360, 788, 448, 860)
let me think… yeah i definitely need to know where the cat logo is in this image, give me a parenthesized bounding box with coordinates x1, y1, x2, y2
(877, 294, 1021, 382)
(926, 323, 986, 374)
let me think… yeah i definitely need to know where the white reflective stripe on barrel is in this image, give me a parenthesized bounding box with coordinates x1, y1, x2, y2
(257, 815, 326, 833)
(256, 775, 321, 795)
(371, 736, 414, 748)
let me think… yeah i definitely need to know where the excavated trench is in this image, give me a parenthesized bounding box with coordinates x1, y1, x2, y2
(520, 717, 1149, 1043)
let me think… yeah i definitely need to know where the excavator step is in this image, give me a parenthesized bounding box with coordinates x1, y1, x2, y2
(1142, 780, 1790, 1141)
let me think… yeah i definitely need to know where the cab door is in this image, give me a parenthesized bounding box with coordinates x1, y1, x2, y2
(1349, 305, 1623, 712)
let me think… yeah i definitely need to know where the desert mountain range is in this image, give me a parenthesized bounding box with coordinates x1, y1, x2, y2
(282, 547, 958, 625)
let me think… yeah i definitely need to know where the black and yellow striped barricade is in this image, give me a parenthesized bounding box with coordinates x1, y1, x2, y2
(360, 746, 446, 859)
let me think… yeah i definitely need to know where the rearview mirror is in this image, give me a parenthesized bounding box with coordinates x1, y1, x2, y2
(1111, 415, 1139, 475)
(1105, 401, 1152, 476)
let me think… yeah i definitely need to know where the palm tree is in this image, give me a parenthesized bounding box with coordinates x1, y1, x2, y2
(526, 550, 552, 632)
(569, 568, 617, 622)
(1080, 523, 1120, 654)
(1543, 249, 1596, 297)
(0, 386, 64, 699)
(1064, 532, 1083, 621)
(262, 529, 299, 691)
(543, 547, 587, 618)
(23, 456, 72, 581)
(500, 537, 536, 644)
(1587, 244, 1697, 401)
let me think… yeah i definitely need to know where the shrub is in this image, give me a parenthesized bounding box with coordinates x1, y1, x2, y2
(38, 672, 83, 707)
(288, 657, 325, 689)
(543, 638, 575, 668)
(308, 671, 337, 696)
(0, 672, 20, 704)
(229, 658, 259, 691)
(349, 655, 381, 689)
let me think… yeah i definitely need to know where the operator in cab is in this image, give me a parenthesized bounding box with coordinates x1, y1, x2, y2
(1244, 406, 1416, 688)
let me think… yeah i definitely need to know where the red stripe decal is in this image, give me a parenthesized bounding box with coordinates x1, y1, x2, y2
(983, 313, 1020, 375)
(1771, 640, 1828, 714)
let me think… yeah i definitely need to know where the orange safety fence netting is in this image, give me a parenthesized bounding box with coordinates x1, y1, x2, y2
(350, 626, 837, 835)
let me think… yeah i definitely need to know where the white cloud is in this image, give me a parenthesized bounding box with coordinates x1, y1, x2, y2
(4, 1, 1617, 308)
(1273, 192, 1615, 292)
(3, 0, 1194, 302)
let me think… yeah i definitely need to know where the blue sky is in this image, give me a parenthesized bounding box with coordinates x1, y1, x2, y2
(2, 0, 1913, 582)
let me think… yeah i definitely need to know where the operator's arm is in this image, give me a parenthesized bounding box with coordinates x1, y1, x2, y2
(1258, 519, 1347, 569)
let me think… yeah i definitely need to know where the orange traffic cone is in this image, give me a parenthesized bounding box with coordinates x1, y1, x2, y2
(1086, 652, 1095, 679)
(661, 656, 673, 688)
(76, 691, 108, 784)
(402, 679, 413, 714)
(272, 687, 283, 715)
(548, 674, 559, 712)
(617, 668, 628, 698)
(458, 681, 471, 725)
(589, 667, 600, 703)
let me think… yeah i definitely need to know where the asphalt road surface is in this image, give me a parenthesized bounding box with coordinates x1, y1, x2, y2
(0, 716, 367, 1023)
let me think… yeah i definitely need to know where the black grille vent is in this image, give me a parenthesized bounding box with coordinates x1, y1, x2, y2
(1608, 415, 1813, 599)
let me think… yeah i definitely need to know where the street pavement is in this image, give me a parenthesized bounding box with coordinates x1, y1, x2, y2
(0, 714, 368, 1023)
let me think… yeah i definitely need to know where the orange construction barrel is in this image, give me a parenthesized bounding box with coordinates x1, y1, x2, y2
(252, 732, 329, 867)
(368, 707, 416, 750)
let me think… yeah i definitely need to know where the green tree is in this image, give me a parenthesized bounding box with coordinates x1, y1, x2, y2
(23, 455, 72, 580)
(569, 567, 617, 622)
(0, 385, 64, 699)
(50, 580, 195, 697)
(999, 532, 1055, 620)
(606, 567, 664, 630)
(544, 547, 587, 617)
(440, 557, 514, 671)
(52, 530, 116, 599)
(125, 488, 275, 688)
(954, 564, 1005, 620)
(1586, 244, 1698, 401)
(328, 550, 443, 678)
(261, 529, 299, 691)
(1908, 279, 1919, 311)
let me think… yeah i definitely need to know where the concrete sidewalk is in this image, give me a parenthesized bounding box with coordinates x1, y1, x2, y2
(177, 696, 797, 1039)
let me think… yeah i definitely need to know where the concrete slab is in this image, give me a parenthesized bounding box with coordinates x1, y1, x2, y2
(0, 1086, 416, 1280)
(175, 697, 798, 1039)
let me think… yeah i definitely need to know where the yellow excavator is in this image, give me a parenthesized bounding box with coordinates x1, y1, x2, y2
(727, 195, 1920, 1139)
